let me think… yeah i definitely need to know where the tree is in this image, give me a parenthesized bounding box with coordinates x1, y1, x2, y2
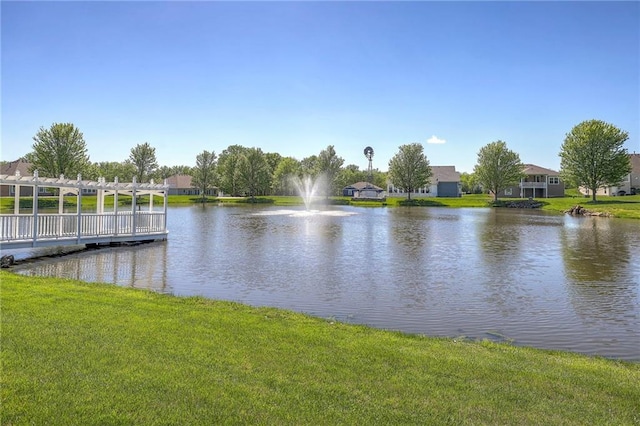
(300, 155, 318, 177)
(86, 161, 136, 182)
(264, 153, 283, 176)
(473, 140, 524, 202)
(460, 172, 482, 194)
(30, 123, 90, 178)
(336, 164, 366, 193)
(388, 143, 432, 200)
(559, 120, 631, 202)
(170, 165, 194, 176)
(191, 150, 218, 201)
(218, 145, 247, 196)
(129, 142, 158, 183)
(272, 157, 301, 195)
(154, 166, 175, 181)
(317, 145, 344, 198)
(236, 147, 271, 199)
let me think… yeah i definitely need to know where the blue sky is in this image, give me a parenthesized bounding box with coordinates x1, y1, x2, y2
(2, 1, 638, 174)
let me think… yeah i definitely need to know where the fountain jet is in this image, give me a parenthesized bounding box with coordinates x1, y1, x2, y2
(290, 174, 326, 210)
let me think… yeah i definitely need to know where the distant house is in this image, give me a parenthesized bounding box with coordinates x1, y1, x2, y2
(1, 159, 31, 196)
(343, 181, 385, 199)
(0, 159, 107, 197)
(502, 164, 565, 198)
(580, 153, 640, 197)
(166, 174, 217, 196)
(387, 165, 462, 198)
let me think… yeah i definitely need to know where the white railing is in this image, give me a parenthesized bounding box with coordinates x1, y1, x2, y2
(0, 211, 166, 243)
(520, 182, 547, 189)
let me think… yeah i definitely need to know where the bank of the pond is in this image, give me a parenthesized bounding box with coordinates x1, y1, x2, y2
(2, 271, 639, 425)
(2, 193, 640, 219)
(184, 194, 640, 219)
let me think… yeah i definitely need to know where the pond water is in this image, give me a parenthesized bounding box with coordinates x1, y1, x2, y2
(10, 205, 640, 361)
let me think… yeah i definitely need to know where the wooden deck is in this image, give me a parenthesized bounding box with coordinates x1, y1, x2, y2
(0, 172, 169, 250)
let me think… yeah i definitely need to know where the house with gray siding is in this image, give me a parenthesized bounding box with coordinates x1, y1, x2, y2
(387, 165, 461, 198)
(501, 164, 565, 198)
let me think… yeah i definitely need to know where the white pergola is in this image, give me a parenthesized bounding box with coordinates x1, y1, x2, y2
(0, 171, 169, 249)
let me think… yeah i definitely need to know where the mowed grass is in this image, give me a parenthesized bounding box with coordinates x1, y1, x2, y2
(2, 271, 639, 425)
(3, 192, 640, 218)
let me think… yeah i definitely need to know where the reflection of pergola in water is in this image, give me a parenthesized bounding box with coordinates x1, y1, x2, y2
(0, 170, 169, 250)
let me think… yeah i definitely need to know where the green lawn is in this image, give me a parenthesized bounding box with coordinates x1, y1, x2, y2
(2, 271, 639, 425)
(3, 193, 640, 219)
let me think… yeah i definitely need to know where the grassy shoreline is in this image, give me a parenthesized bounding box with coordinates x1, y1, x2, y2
(2, 271, 639, 424)
(2, 193, 640, 219)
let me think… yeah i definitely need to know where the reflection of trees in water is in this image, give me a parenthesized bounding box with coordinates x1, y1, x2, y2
(477, 210, 536, 317)
(478, 210, 522, 279)
(391, 209, 429, 262)
(389, 209, 432, 306)
(561, 218, 639, 326)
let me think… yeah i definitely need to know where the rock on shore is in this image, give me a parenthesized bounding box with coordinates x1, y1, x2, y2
(564, 205, 610, 217)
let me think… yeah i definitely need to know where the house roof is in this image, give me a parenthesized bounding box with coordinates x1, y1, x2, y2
(344, 181, 383, 191)
(0, 159, 32, 177)
(431, 166, 460, 182)
(630, 154, 640, 173)
(522, 164, 560, 176)
(166, 174, 193, 189)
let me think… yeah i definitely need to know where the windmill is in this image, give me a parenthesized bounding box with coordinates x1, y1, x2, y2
(364, 146, 374, 186)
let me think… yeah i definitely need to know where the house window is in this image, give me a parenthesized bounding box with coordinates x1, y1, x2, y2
(38, 187, 48, 194)
(504, 188, 512, 196)
(9, 185, 15, 195)
(548, 177, 559, 185)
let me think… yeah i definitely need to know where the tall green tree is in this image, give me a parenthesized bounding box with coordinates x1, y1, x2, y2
(129, 142, 158, 183)
(218, 145, 247, 196)
(192, 150, 217, 201)
(170, 165, 194, 176)
(272, 157, 302, 195)
(559, 120, 631, 202)
(300, 155, 318, 177)
(336, 164, 366, 193)
(86, 161, 136, 182)
(317, 145, 344, 197)
(30, 123, 90, 178)
(265, 153, 283, 176)
(473, 141, 524, 202)
(236, 147, 271, 199)
(388, 143, 432, 200)
(460, 172, 482, 194)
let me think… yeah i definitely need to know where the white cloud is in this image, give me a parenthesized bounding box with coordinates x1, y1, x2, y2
(427, 135, 446, 144)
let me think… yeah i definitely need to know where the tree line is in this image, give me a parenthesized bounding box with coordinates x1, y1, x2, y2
(17, 120, 632, 201)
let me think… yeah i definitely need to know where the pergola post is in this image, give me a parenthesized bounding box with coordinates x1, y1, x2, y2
(58, 175, 65, 237)
(13, 185, 20, 215)
(32, 171, 39, 243)
(163, 179, 168, 233)
(132, 177, 137, 236)
(76, 174, 83, 243)
(114, 177, 119, 236)
(149, 179, 155, 211)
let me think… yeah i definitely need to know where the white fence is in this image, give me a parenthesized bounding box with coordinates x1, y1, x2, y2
(0, 211, 167, 248)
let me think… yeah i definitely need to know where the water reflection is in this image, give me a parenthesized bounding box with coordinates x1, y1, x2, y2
(561, 217, 640, 330)
(561, 217, 630, 283)
(10, 205, 640, 360)
(17, 242, 169, 293)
